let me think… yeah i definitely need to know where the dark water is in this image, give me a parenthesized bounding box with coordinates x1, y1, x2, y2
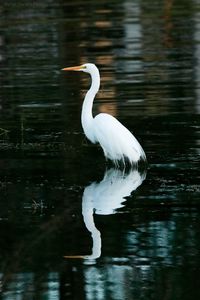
(0, 0, 200, 299)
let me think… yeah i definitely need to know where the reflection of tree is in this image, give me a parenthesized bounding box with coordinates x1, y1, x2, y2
(194, 3, 200, 116)
(141, 0, 196, 115)
(0, 1, 62, 146)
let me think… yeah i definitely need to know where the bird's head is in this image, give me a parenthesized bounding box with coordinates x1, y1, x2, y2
(62, 63, 97, 74)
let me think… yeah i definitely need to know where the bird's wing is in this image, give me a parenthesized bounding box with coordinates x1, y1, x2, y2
(93, 113, 146, 162)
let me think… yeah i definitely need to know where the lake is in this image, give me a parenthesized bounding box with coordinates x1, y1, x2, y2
(0, 0, 200, 299)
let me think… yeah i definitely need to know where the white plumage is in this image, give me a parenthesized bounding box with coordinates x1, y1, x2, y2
(93, 113, 146, 164)
(62, 63, 146, 166)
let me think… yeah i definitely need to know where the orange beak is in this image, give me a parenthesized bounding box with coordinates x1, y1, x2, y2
(61, 65, 85, 71)
(63, 255, 85, 259)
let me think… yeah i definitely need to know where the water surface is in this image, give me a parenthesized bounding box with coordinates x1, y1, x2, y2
(0, 0, 200, 299)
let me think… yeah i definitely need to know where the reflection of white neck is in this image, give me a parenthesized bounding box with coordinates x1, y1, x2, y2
(82, 192, 101, 260)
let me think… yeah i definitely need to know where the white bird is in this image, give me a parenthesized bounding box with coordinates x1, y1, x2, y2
(62, 63, 146, 166)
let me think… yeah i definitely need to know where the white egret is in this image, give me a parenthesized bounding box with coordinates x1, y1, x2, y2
(62, 63, 146, 166)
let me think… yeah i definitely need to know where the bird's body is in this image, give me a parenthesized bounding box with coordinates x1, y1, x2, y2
(62, 63, 146, 166)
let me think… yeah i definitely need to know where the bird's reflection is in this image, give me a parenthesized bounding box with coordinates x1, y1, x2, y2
(64, 168, 146, 261)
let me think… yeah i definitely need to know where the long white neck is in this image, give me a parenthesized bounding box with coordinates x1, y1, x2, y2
(81, 66, 100, 143)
